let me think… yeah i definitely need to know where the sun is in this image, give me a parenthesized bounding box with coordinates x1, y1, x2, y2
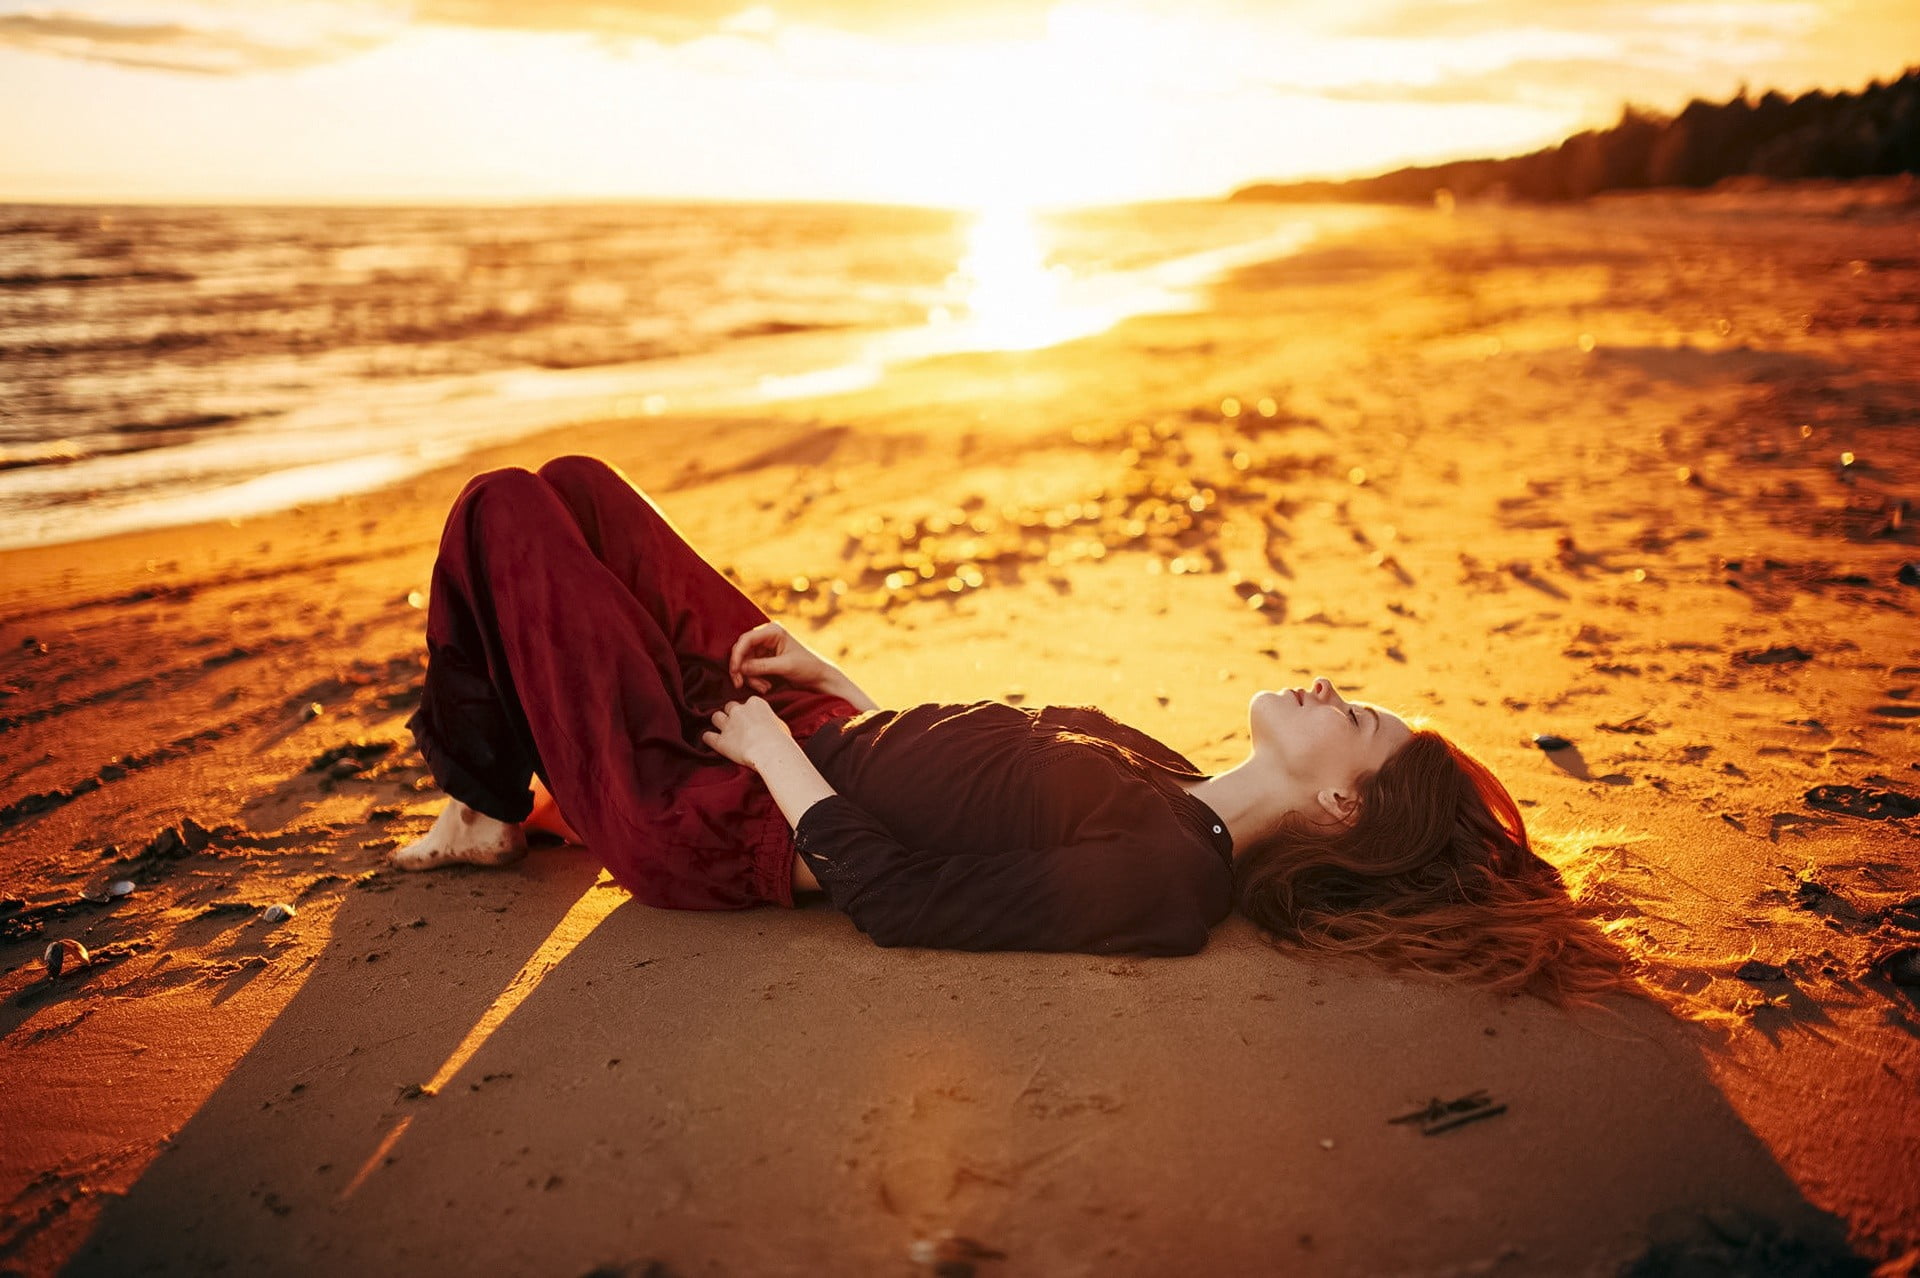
(947, 202, 1081, 350)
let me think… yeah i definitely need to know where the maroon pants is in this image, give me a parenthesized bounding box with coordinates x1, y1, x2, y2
(404, 454, 856, 910)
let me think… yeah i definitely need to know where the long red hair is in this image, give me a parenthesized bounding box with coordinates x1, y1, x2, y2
(1233, 729, 1704, 1021)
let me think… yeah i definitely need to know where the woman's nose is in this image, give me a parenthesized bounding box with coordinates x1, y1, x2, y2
(1311, 677, 1333, 699)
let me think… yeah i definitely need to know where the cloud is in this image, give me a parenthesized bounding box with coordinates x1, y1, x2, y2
(0, 0, 1055, 75)
(408, 0, 1052, 43)
(1307, 64, 1611, 106)
(0, 0, 1901, 126)
(0, 10, 383, 73)
(1251, 0, 1844, 116)
(1330, 0, 1800, 39)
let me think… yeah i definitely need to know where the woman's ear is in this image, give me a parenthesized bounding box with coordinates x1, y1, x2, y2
(1315, 786, 1359, 827)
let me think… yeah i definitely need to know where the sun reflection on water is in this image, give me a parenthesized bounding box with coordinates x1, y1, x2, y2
(750, 203, 1352, 404)
(945, 203, 1103, 352)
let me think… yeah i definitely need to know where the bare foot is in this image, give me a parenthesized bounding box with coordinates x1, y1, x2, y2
(524, 774, 581, 844)
(390, 797, 528, 871)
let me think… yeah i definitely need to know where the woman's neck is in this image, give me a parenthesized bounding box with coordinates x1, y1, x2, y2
(1179, 757, 1295, 859)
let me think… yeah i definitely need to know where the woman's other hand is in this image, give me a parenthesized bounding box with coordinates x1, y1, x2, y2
(702, 696, 794, 770)
(710, 699, 839, 828)
(727, 620, 835, 695)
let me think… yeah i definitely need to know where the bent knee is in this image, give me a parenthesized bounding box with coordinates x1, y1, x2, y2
(457, 464, 544, 502)
(537, 453, 632, 494)
(451, 465, 560, 531)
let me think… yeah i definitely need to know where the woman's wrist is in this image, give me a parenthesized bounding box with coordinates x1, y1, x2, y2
(817, 666, 879, 713)
(743, 729, 799, 773)
(749, 733, 839, 828)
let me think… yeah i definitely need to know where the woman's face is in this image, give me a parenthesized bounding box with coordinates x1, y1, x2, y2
(1249, 677, 1413, 799)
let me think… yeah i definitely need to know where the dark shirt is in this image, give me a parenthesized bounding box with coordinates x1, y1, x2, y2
(793, 700, 1236, 956)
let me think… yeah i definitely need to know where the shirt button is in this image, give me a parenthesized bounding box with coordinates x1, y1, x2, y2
(1213, 825, 1223, 834)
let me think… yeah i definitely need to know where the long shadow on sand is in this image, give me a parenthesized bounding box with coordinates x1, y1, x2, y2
(63, 852, 1871, 1277)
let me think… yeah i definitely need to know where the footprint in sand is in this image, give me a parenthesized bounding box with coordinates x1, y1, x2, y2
(1803, 783, 1920, 821)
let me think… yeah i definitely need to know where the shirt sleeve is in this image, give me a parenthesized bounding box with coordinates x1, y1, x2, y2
(791, 792, 1219, 956)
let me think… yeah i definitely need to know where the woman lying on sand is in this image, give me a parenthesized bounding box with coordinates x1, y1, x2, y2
(395, 454, 1645, 1011)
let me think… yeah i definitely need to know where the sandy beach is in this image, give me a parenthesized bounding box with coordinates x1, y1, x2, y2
(3, 185, 1918, 1276)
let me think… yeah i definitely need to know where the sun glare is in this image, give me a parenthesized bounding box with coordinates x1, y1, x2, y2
(945, 203, 1133, 352)
(950, 203, 1072, 349)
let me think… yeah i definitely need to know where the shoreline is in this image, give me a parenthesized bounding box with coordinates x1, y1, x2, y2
(0, 200, 1372, 554)
(4, 191, 1918, 1275)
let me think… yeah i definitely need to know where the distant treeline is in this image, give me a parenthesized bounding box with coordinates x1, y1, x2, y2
(1231, 67, 1920, 204)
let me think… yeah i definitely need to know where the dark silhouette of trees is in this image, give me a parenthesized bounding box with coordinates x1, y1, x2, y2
(1232, 68, 1920, 204)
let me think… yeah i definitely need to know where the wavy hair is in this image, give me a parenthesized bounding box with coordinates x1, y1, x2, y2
(1233, 729, 1723, 1026)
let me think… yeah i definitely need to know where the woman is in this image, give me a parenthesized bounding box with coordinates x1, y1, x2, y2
(398, 455, 1653, 1012)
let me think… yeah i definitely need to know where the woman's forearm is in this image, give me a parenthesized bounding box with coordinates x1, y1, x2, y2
(751, 735, 839, 829)
(818, 666, 879, 713)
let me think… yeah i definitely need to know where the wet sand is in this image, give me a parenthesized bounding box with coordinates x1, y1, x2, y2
(3, 183, 1918, 1276)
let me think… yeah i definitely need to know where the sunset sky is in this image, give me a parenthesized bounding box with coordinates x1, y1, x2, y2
(1, 0, 1915, 207)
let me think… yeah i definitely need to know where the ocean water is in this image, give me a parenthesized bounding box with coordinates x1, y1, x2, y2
(0, 199, 1364, 549)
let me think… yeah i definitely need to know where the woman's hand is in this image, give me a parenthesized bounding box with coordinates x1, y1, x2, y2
(727, 620, 836, 695)
(701, 696, 794, 771)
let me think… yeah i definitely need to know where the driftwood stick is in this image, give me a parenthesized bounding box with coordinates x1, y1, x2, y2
(1422, 1102, 1508, 1135)
(1389, 1088, 1492, 1125)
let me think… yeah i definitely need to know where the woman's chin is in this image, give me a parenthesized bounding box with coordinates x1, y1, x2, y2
(1249, 689, 1291, 739)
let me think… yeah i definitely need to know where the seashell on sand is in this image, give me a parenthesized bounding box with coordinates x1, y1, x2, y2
(43, 938, 90, 978)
